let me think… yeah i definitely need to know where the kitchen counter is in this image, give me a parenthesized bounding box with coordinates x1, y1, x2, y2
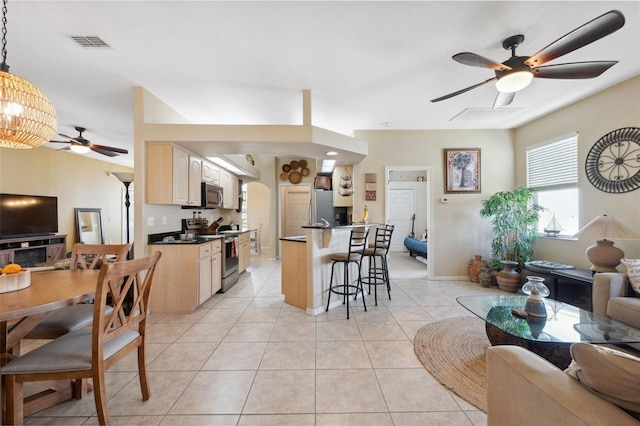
(148, 231, 225, 245)
(280, 225, 384, 315)
(302, 223, 382, 230)
(280, 236, 306, 242)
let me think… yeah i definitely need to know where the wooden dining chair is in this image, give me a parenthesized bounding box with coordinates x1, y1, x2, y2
(23, 243, 130, 340)
(1, 251, 162, 425)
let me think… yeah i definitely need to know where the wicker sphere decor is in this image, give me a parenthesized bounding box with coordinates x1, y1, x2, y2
(0, 71, 57, 150)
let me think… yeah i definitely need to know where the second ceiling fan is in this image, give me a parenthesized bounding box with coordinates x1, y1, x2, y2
(431, 10, 626, 108)
(49, 126, 128, 157)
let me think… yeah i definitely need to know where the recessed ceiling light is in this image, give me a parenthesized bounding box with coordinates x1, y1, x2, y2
(326, 151, 338, 156)
(380, 121, 392, 127)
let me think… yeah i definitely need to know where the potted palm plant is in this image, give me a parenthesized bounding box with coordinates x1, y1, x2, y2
(479, 186, 544, 292)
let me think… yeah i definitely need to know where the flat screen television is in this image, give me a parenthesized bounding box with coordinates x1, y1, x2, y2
(0, 193, 59, 239)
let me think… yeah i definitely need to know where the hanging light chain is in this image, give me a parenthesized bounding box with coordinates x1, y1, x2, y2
(1, 0, 8, 71)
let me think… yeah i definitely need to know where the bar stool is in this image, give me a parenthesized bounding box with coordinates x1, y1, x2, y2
(325, 228, 369, 319)
(361, 225, 394, 306)
(250, 223, 261, 255)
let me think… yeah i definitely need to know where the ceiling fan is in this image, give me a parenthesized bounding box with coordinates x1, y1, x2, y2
(430, 10, 625, 108)
(49, 126, 129, 157)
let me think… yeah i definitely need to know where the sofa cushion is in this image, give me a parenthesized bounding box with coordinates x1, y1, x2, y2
(608, 297, 640, 329)
(621, 258, 640, 295)
(565, 342, 640, 414)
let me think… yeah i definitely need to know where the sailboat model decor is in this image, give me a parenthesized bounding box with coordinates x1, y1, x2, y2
(544, 214, 562, 237)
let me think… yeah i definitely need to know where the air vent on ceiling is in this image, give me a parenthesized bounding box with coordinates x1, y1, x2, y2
(70, 36, 110, 48)
(450, 108, 522, 122)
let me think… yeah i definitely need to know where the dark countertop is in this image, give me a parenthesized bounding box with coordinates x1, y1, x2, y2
(148, 230, 225, 245)
(302, 223, 383, 229)
(280, 236, 307, 243)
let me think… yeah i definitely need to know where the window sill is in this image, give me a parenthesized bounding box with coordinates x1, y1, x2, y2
(537, 234, 578, 242)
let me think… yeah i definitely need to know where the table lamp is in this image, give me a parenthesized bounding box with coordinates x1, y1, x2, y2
(573, 214, 640, 272)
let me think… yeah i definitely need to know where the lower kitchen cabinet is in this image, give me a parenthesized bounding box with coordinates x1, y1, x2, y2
(148, 239, 223, 313)
(238, 231, 251, 273)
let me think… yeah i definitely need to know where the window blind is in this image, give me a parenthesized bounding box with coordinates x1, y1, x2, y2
(527, 135, 578, 189)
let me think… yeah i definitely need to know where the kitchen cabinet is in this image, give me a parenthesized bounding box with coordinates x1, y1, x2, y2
(238, 231, 251, 273)
(333, 164, 354, 207)
(198, 243, 213, 303)
(280, 238, 307, 309)
(232, 175, 239, 210)
(202, 160, 220, 185)
(220, 169, 231, 209)
(146, 143, 202, 206)
(212, 243, 222, 294)
(148, 239, 222, 313)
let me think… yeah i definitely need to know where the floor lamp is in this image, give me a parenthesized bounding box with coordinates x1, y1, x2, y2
(111, 172, 134, 258)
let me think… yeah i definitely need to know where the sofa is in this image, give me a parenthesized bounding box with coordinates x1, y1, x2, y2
(486, 345, 639, 425)
(592, 272, 640, 350)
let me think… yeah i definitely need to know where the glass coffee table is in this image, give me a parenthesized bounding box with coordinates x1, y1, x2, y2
(457, 295, 640, 369)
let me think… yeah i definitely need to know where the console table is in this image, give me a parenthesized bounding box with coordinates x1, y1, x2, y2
(0, 235, 67, 268)
(550, 269, 594, 311)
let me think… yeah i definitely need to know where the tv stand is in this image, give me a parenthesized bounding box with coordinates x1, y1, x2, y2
(0, 235, 67, 268)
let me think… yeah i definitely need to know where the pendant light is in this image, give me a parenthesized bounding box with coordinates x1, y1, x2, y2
(0, 0, 57, 149)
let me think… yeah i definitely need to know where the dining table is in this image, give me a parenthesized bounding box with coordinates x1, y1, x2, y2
(1, 268, 100, 421)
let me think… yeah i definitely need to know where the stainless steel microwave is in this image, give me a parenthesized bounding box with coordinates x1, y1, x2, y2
(201, 182, 224, 209)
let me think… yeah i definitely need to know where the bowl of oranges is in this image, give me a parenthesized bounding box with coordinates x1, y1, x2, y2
(0, 263, 31, 293)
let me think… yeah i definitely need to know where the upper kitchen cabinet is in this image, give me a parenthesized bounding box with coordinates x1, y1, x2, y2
(333, 164, 354, 207)
(220, 169, 238, 209)
(202, 160, 220, 185)
(146, 143, 202, 206)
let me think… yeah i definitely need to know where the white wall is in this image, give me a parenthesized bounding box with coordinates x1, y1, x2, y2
(514, 75, 640, 269)
(353, 129, 514, 278)
(0, 146, 133, 254)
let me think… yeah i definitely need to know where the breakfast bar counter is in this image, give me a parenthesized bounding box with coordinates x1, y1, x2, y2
(281, 224, 382, 315)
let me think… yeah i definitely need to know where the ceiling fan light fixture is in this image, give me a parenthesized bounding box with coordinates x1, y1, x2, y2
(70, 144, 90, 154)
(495, 70, 533, 93)
(0, 0, 57, 150)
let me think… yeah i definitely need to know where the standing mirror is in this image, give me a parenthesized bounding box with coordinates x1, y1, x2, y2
(75, 208, 105, 244)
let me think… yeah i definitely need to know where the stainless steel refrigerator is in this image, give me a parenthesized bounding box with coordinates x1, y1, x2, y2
(313, 190, 335, 226)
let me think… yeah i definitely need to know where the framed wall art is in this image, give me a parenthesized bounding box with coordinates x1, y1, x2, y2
(444, 148, 481, 193)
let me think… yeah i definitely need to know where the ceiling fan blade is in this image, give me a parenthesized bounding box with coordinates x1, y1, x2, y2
(89, 144, 129, 155)
(533, 61, 618, 79)
(430, 77, 497, 102)
(48, 140, 71, 144)
(58, 133, 74, 140)
(493, 92, 515, 109)
(91, 147, 119, 157)
(453, 53, 510, 71)
(525, 10, 625, 67)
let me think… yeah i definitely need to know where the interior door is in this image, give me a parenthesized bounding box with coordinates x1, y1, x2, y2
(284, 186, 310, 237)
(388, 188, 416, 251)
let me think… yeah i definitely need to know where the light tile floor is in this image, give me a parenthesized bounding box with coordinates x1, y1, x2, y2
(24, 252, 503, 425)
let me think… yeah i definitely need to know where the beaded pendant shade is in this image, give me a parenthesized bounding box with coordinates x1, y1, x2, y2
(0, 0, 57, 149)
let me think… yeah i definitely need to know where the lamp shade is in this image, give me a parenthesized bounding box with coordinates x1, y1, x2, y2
(573, 215, 640, 240)
(0, 70, 57, 149)
(111, 172, 134, 184)
(574, 215, 640, 272)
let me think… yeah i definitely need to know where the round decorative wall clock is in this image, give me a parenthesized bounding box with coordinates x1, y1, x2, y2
(585, 127, 640, 193)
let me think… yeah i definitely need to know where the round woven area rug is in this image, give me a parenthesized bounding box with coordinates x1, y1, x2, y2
(414, 316, 488, 412)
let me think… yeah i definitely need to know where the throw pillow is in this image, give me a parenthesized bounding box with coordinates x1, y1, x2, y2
(620, 258, 640, 295)
(565, 342, 640, 414)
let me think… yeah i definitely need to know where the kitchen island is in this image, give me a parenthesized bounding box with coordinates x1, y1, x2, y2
(280, 223, 382, 315)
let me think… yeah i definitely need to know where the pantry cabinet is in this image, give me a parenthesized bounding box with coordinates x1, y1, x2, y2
(146, 143, 202, 206)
